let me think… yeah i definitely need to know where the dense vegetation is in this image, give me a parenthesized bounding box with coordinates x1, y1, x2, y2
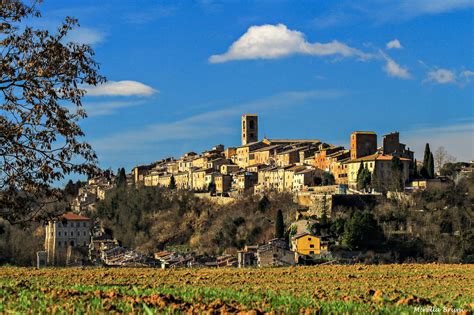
(95, 187, 299, 255)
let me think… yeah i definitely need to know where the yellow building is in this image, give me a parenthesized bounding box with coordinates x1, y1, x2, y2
(291, 232, 327, 255)
(174, 172, 190, 190)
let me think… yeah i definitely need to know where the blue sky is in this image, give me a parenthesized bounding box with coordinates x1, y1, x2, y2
(35, 0, 473, 172)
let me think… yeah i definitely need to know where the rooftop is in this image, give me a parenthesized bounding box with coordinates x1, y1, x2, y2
(61, 212, 90, 221)
(345, 153, 411, 163)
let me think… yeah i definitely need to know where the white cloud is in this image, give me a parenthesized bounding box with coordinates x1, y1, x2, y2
(209, 24, 371, 63)
(424, 69, 456, 84)
(86, 81, 158, 97)
(461, 70, 474, 80)
(404, 121, 474, 162)
(386, 39, 402, 49)
(380, 51, 411, 79)
(65, 27, 106, 45)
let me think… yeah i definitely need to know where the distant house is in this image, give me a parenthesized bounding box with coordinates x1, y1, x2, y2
(44, 212, 92, 266)
(291, 232, 328, 256)
(257, 239, 295, 267)
(237, 245, 258, 268)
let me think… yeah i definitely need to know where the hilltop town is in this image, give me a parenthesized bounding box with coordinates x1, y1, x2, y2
(130, 114, 416, 196)
(24, 113, 469, 268)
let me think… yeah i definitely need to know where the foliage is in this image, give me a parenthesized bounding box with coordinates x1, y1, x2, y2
(169, 175, 176, 190)
(115, 168, 127, 187)
(0, 1, 105, 224)
(96, 186, 298, 255)
(420, 143, 435, 179)
(357, 165, 372, 191)
(343, 210, 385, 250)
(275, 209, 284, 238)
(257, 195, 270, 213)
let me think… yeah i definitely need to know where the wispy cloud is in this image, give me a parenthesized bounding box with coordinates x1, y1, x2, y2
(386, 39, 402, 49)
(82, 100, 147, 117)
(424, 69, 456, 84)
(65, 27, 106, 45)
(423, 68, 473, 86)
(404, 121, 474, 162)
(380, 51, 411, 79)
(86, 81, 158, 97)
(91, 89, 346, 155)
(312, 0, 474, 27)
(125, 4, 177, 24)
(209, 24, 372, 63)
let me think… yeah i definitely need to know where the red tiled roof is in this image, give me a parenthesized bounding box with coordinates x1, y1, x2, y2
(61, 212, 90, 221)
(345, 153, 411, 163)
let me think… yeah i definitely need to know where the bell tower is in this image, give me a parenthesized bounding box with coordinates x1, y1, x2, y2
(241, 114, 258, 145)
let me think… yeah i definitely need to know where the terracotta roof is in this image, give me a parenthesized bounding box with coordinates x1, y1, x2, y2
(61, 212, 90, 221)
(345, 153, 411, 163)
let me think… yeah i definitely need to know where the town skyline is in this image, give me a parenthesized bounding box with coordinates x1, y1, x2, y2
(32, 1, 473, 172)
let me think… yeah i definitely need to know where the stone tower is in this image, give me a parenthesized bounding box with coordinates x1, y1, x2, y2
(350, 131, 377, 160)
(241, 114, 258, 145)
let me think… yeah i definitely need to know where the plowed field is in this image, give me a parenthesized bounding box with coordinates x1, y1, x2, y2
(0, 264, 472, 314)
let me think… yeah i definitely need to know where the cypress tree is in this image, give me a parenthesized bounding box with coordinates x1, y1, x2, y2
(275, 209, 284, 239)
(423, 143, 431, 171)
(169, 175, 176, 190)
(116, 168, 127, 187)
(428, 152, 435, 178)
(413, 159, 418, 178)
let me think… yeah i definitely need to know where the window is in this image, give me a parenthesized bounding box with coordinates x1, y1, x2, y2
(83, 222, 86, 227)
(58, 232, 61, 236)
(58, 241, 61, 247)
(308, 238, 311, 241)
(310, 244, 314, 248)
(83, 231, 86, 236)
(70, 232, 73, 236)
(309, 251, 314, 254)
(249, 120, 255, 129)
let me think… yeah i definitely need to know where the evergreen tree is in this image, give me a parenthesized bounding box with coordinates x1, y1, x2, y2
(257, 195, 270, 212)
(422, 143, 431, 174)
(357, 161, 364, 179)
(343, 210, 385, 250)
(116, 168, 127, 187)
(275, 209, 284, 239)
(357, 163, 371, 191)
(169, 175, 177, 190)
(413, 159, 418, 179)
(428, 152, 435, 178)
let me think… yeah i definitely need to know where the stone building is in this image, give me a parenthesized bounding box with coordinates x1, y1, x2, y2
(44, 213, 92, 266)
(241, 114, 258, 145)
(350, 131, 377, 160)
(345, 153, 411, 190)
(215, 174, 232, 194)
